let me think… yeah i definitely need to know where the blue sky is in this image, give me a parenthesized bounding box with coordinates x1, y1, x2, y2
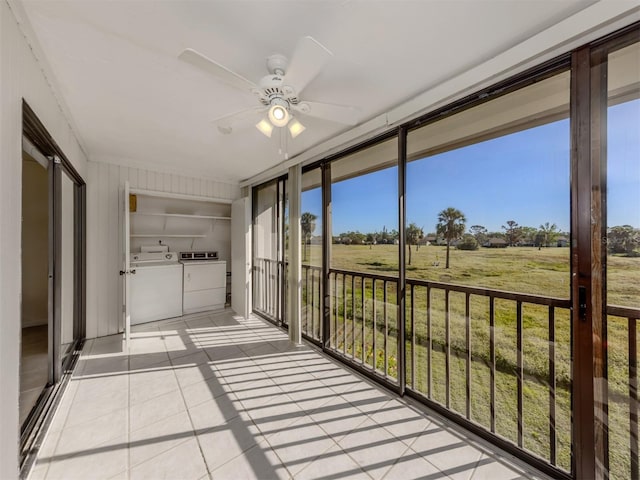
(302, 99, 639, 235)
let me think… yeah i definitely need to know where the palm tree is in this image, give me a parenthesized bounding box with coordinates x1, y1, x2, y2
(436, 207, 466, 269)
(300, 212, 317, 262)
(538, 222, 558, 249)
(406, 223, 424, 265)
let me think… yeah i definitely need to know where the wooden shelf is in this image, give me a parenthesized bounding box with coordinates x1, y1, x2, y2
(130, 234, 206, 238)
(131, 212, 230, 220)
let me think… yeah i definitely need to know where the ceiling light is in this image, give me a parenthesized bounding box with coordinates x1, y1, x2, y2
(288, 118, 305, 139)
(268, 102, 290, 127)
(255, 118, 273, 138)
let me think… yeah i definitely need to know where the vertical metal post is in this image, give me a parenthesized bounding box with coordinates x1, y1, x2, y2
(373, 278, 377, 371)
(517, 301, 524, 447)
(427, 286, 432, 398)
(466, 293, 471, 420)
(549, 306, 557, 465)
(321, 163, 332, 351)
(629, 318, 639, 480)
(490, 296, 496, 433)
(398, 127, 407, 395)
(287, 165, 302, 344)
(445, 289, 451, 409)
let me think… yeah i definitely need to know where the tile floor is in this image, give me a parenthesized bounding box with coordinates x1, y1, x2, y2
(28, 310, 550, 480)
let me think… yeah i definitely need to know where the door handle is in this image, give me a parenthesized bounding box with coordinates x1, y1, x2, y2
(578, 286, 587, 321)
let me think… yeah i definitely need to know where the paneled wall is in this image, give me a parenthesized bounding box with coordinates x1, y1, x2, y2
(86, 161, 240, 339)
(0, 1, 89, 477)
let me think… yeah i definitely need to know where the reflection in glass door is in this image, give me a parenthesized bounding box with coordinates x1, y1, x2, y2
(604, 40, 640, 480)
(57, 169, 78, 375)
(253, 177, 287, 326)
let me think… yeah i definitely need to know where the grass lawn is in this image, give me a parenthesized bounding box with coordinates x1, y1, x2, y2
(298, 243, 639, 478)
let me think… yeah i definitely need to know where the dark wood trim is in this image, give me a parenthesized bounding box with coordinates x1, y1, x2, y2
(589, 42, 609, 480)
(322, 130, 398, 164)
(588, 20, 640, 51)
(571, 46, 597, 480)
(405, 55, 571, 133)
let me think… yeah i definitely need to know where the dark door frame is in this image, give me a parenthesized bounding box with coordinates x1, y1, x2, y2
(20, 101, 86, 477)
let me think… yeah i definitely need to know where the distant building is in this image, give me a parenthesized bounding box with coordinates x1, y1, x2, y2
(485, 238, 508, 248)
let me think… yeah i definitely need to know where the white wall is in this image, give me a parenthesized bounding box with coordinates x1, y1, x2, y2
(86, 161, 240, 339)
(0, 1, 88, 477)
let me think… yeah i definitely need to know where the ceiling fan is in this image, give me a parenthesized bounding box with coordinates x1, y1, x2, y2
(179, 36, 359, 139)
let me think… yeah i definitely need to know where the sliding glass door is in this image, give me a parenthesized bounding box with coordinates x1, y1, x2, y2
(252, 177, 288, 326)
(21, 103, 86, 470)
(55, 166, 83, 379)
(599, 37, 640, 480)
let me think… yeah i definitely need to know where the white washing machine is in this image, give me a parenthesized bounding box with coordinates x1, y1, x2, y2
(130, 251, 183, 325)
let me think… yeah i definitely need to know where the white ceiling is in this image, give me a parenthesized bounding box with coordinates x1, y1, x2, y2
(19, 0, 599, 183)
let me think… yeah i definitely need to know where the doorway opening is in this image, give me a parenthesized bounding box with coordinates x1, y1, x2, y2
(20, 146, 50, 427)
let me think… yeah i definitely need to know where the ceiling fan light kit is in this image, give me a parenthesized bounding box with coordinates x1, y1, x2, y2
(288, 118, 305, 139)
(267, 99, 290, 127)
(255, 118, 274, 138)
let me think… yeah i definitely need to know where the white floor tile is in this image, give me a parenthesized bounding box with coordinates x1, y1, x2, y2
(209, 442, 289, 480)
(30, 310, 546, 480)
(129, 389, 186, 432)
(380, 451, 442, 480)
(410, 425, 483, 480)
(43, 434, 128, 480)
(52, 408, 128, 457)
(295, 443, 370, 480)
(266, 415, 337, 476)
(470, 454, 528, 480)
(129, 437, 208, 480)
(129, 410, 194, 468)
(368, 399, 431, 445)
(309, 396, 370, 443)
(338, 418, 411, 480)
(196, 413, 265, 472)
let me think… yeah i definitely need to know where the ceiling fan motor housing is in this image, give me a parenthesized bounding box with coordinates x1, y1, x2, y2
(253, 54, 299, 108)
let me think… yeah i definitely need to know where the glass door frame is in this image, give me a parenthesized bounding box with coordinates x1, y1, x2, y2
(572, 24, 640, 479)
(252, 175, 288, 326)
(51, 158, 86, 381)
(20, 101, 86, 474)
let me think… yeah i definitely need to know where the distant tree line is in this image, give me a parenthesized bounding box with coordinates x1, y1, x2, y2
(303, 208, 640, 267)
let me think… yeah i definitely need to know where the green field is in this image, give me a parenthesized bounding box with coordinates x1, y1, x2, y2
(298, 244, 639, 478)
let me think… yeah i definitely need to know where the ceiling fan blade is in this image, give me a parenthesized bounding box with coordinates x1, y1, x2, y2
(293, 101, 359, 126)
(179, 48, 257, 92)
(212, 107, 267, 134)
(284, 36, 333, 94)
